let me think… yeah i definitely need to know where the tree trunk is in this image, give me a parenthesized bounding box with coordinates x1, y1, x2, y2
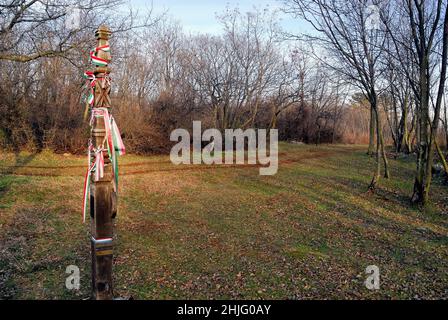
(423, 8, 448, 201)
(376, 103, 390, 179)
(411, 62, 430, 205)
(368, 117, 381, 191)
(368, 105, 376, 155)
(444, 105, 448, 150)
(401, 96, 411, 153)
(369, 98, 388, 190)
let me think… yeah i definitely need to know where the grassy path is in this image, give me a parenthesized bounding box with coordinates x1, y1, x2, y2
(0, 143, 447, 299)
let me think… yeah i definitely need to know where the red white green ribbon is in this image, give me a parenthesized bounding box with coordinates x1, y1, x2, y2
(94, 147, 105, 182)
(111, 117, 126, 156)
(90, 45, 111, 67)
(82, 43, 125, 223)
(97, 44, 111, 53)
(82, 143, 96, 223)
(84, 45, 111, 106)
(83, 71, 96, 106)
(82, 108, 125, 223)
(82, 163, 94, 223)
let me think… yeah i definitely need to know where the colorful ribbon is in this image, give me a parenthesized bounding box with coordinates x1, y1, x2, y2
(111, 116, 126, 156)
(83, 45, 111, 106)
(82, 43, 125, 223)
(83, 71, 96, 106)
(90, 45, 110, 67)
(82, 108, 125, 223)
(82, 143, 96, 223)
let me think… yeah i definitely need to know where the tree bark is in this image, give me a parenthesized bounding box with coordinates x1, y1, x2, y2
(422, 5, 448, 202)
(369, 97, 389, 189)
(368, 105, 376, 155)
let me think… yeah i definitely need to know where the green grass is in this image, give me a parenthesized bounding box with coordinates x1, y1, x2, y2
(0, 143, 447, 299)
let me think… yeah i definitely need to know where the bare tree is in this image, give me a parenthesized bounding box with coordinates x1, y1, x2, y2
(283, 0, 390, 191)
(185, 7, 284, 131)
(0, 0, 157, 63)
(382, 49, 413, 154)
(383, 0, 448, 204)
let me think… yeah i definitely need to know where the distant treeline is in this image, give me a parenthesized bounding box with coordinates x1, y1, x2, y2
(0, 5, 375, 155)
(1, 0, 448, 204)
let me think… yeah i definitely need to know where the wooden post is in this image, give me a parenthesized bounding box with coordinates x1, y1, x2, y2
(90, 25, 115, 300)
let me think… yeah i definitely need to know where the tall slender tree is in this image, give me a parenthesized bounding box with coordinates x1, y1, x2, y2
(283, 0, 390, 190)
(383, 0, 448, 204)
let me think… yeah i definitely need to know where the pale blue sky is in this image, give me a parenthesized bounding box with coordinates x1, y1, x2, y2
(130, 0, 311, 35)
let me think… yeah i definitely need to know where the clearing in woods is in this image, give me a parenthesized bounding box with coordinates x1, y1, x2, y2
(0, 143, 447, 299)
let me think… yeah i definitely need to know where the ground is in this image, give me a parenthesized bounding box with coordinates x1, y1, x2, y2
(0, 143, 447, 299)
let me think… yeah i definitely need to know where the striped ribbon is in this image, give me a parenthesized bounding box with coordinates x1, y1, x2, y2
(82, 143, 96, 223)
(84, 45, 111, 106)
(94, 147, 105, 182)
(111, 116, 126, 156)
(82, 108, 125, 223)
(90, 45, 110, 67)
(83, 71, 96, 106)
(82, 43, 125, 223)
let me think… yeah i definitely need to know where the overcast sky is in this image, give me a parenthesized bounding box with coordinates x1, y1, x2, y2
(131, 0, 312, 35)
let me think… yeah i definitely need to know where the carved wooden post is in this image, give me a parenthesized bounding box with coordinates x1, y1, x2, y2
(90, 25, 115, 300)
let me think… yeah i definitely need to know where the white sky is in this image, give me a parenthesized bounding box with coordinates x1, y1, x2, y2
(130, 0, 312, 35)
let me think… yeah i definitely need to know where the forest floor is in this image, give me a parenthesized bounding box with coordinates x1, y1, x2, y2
(0, 143, 447, 299)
